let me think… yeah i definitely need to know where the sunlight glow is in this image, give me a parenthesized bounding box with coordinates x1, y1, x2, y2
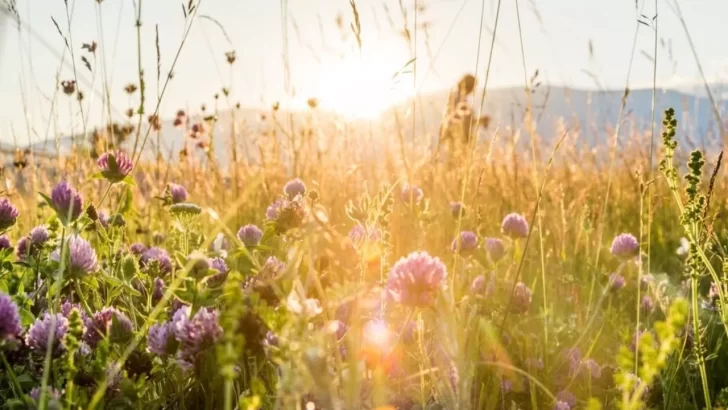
(305, 52, 415, 119)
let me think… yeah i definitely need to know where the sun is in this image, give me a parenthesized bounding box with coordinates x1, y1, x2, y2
(309, 54, 415, 119)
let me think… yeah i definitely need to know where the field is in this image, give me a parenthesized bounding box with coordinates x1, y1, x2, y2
(1, 0, 728, 409)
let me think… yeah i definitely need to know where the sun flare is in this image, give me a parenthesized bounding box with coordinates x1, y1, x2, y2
(307, 55, 415, 119)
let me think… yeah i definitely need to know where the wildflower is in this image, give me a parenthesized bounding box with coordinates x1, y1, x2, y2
(50, 181, 84, 224)
(140, 247, 173, 274)
(173, 307, 223, 365)
(386, 251, 447, 307)
(0, 293, 22, 345)
(130, 242, 147, 255)
(640, 274, 654, 291)
(237, 224, 263, 247)
(555, 391, 577, 408)
(61, 79, 76, 95)
(641, 295, 655, 312)
(147, 322, 177, 356)
(64, 235, 98, 277)
(0, 198, 19, 231)
(26, 313, 68, 356)
(450, 201, 465, 218)
(98, 210, 109, 228)
(348, 225, 380, 243)
(29, 225, 49, 245)
(210, 257, 228, 274)
(610, 233, 639, 259)
(284, 178, 307, 199)
(471, 275, 487, 294)
(97, 151, 134, 182)
(676, 237, 690, 257)
(152, 278, 165, 303)
(451, 231, 478, 253)
(400, 184, 424, 204)
(209, 233, 231, 254)
(609, 273, 626, 291)
(484, 237, 505, 262)
(553, 402, 571, 410)
(326, 320, 348, 341)
(511, 282, 532, 314)
(0, 235, 10, 250)
(564, 347, 582, 375)
(286, 291, 322, 318)
(85, 307, 133, 346)
(582, 358, 602, 379)
(167, 183, 188, 204)
(266, 199, 286, 220)
(189, 122, 209, 139)
(501, 213, 529, 239)
(16, 237, 29, 260)
(29, 387, 63, 410)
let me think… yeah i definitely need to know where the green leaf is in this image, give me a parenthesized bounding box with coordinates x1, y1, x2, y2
(122, 175, 137, 186)
(100, 273, 124, 288)
(38, 192, 54, 210)
(0, 279, 8, 294)
(89, 172, 106, 180)
(18, 308, 35, 326)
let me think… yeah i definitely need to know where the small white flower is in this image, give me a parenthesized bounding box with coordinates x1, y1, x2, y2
(286, 291, 322, 318)
(676, 237, 690, 257)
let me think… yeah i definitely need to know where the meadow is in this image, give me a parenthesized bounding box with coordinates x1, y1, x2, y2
(1, 1, 728, 409)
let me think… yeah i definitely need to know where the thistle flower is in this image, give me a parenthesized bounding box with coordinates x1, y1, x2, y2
(501, 213, 529, 239)
(0, 235, 10, 250)
(237, 224, 263, 247)
(283, 178, 306, 199)
(266, 199, 286, 220)
(50, 181, 84, 224)
(451, 231, 478, 253)
(85, 307, 133, 346)
(174, 307, 223, 365)
(386, 251, 447, 307)
(65, 235, 98, 277)
(0, 293, 22, 344)
(511, 282, 532, 314)
(483, 237, 505, 262)
(129, 242, 147, 256)
(400, 184, 423, 204)
(97, 151, 134, 182)
(140, 247, 173, 274)
(167, 183, 188, 204)
(147, 322, 177, 356)
(0, 198, 19, 231)
(450, 201, 465, 218)
(610, 233, 639, 259)
(29, 225, 49, 245)
(26, 313, 68, 356)
(609, 273, 626, 291)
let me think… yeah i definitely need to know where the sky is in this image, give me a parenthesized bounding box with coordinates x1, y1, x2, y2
(0, 0, 726, 143)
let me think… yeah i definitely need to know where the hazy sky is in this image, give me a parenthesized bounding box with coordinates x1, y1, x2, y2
(0, 0, 726, 143)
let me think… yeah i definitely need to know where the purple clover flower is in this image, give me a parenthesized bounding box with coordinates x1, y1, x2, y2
(582, 358, 602, 379)
(511, 282, 532, 314)
(400, 184, 424, 204)
(348, 225, 380, 243)
(168, 183, 188, 204)
(0, 293, 22, 344)
(66, 235, 98, 276)
(85, 307, 133, 346)
(130, 242, 147, 256)
(174, 307, 223, 366)
(610, 233, 639, 259)
(237, 224, 263, 247)
(0, 198, 19, 230)
(501, 213, 529, 239)
(283, 178, 306, 199)
(609, 273, 626, 292)
(29, 387, 63, 409)
(484, 237, 505, 262)
(553, 402, 571, 410)
(29, 225, 49, 245)
(451, 231, 478, 253)
(450, 201, 465, 218)
(471, 275, 487, 294)
(50, 181, 83, 224)
(97, 150, 134, 182)
(555, 391, 577, 408)
(16, 237, 29, 260)
(210, 257, 229, 274)
(641, 295, 655, 312)
(141, 247, 172, 274)
(386, 251, 447, 307)
(266, 199, 286, 220)
(147, 322, 177, 356)
(0, 235, 10, 250)
(26, 313, 68, 356)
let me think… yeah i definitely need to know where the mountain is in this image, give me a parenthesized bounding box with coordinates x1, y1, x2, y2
(13, 85, 728, 168)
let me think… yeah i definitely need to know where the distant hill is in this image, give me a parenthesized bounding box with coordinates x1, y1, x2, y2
(12, 85, 728, 168)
